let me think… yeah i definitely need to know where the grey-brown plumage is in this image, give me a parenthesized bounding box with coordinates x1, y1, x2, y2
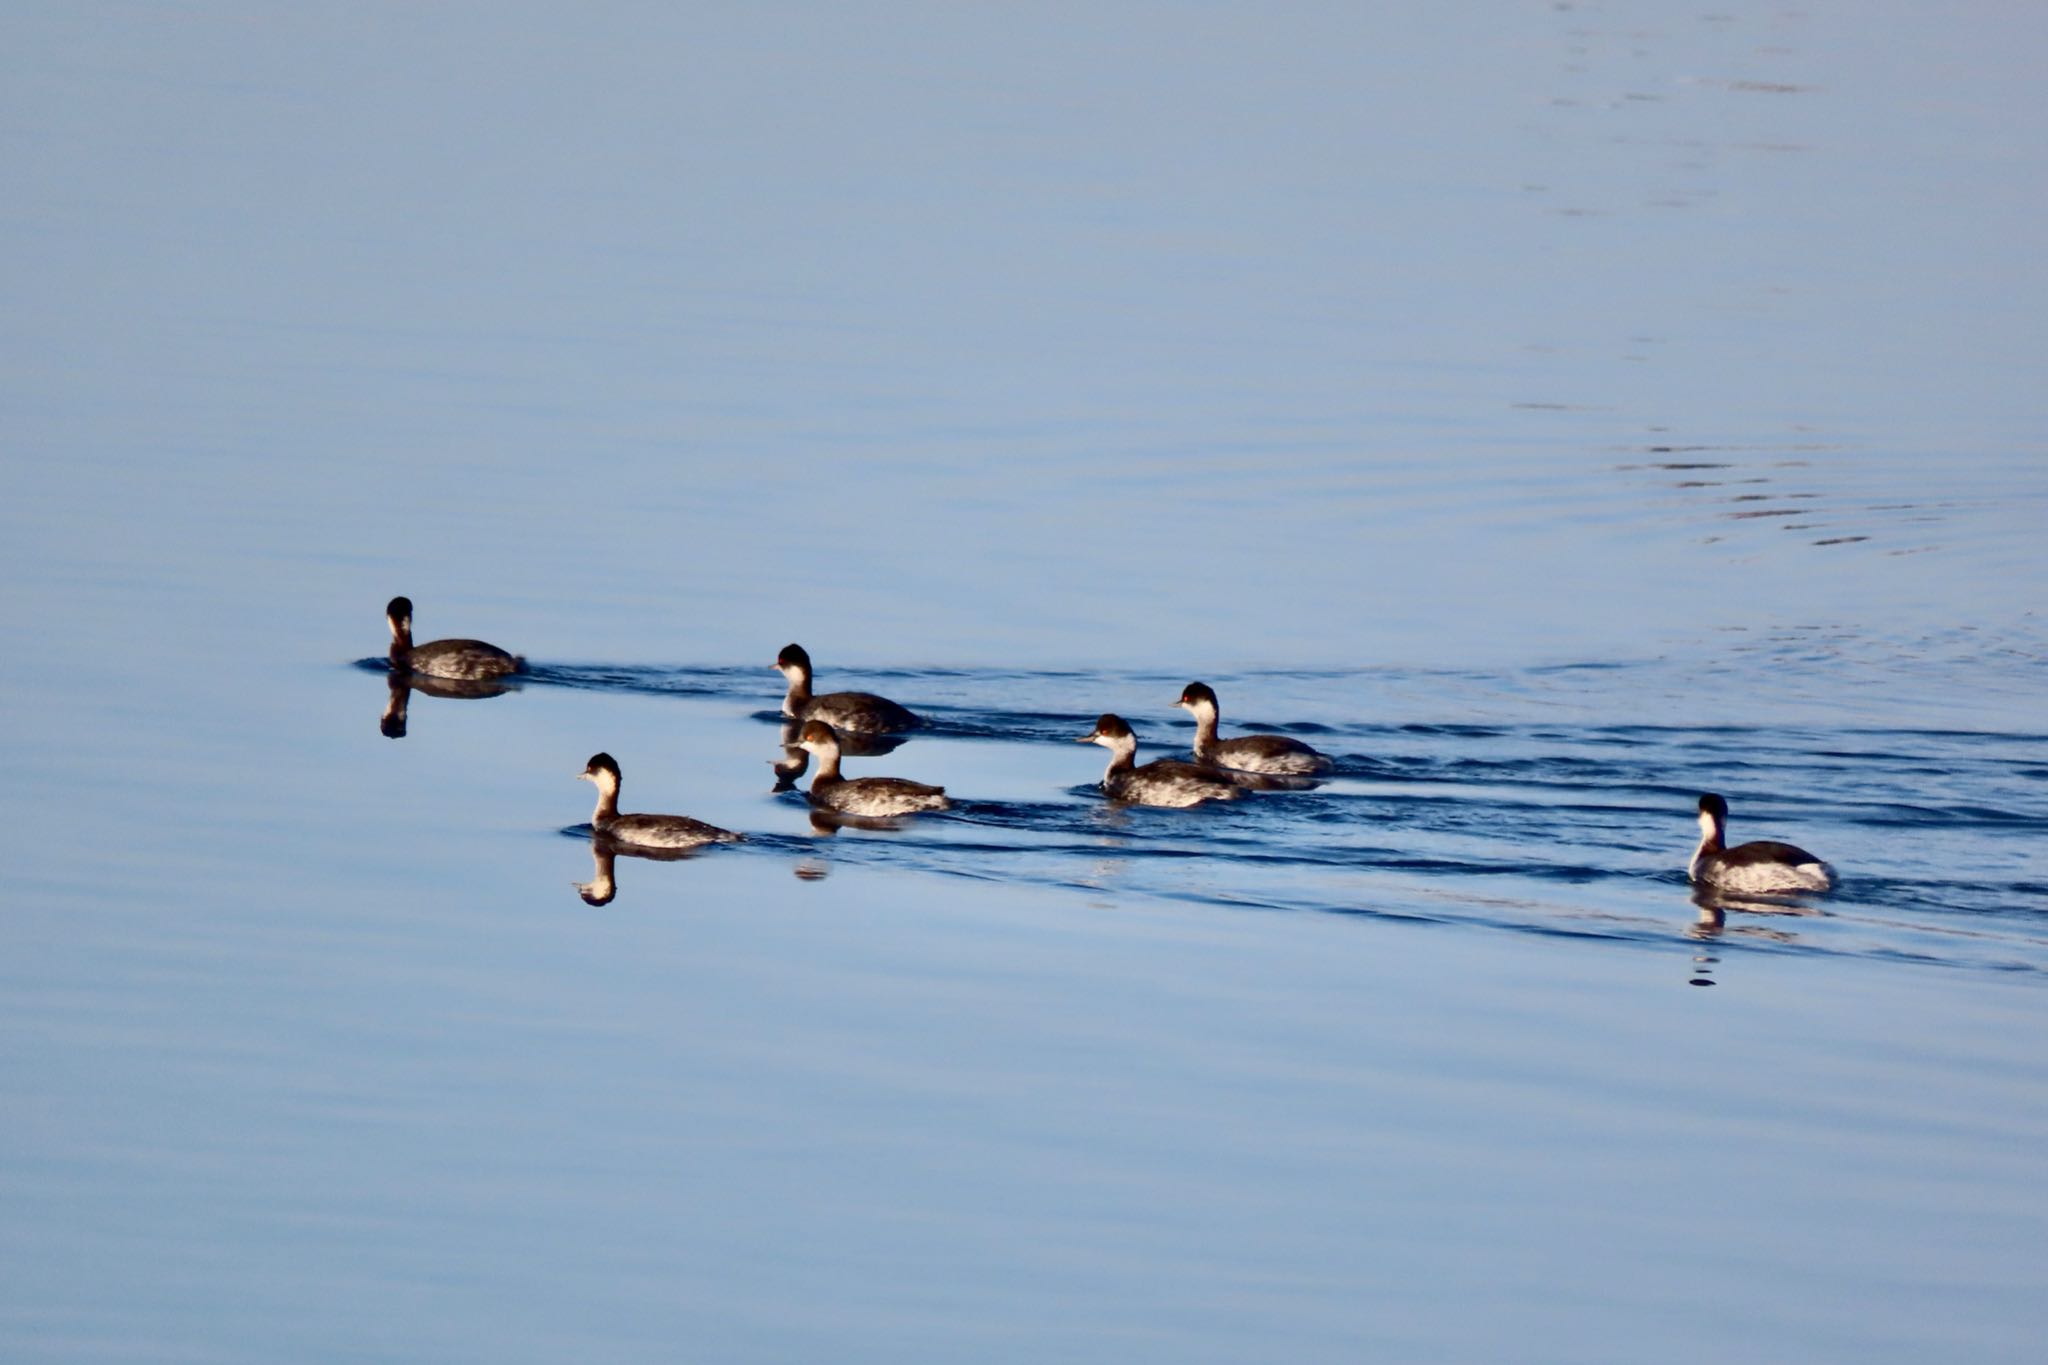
(1079, 713, 1248, 809)
(386, 596, 523, 681)
(578, 753, 744, 850)
(1175, 682, 1333, 776)
(775, 643, 919, 733)
(794, 720, 950, 816)
(1688, 793, 1833, 894)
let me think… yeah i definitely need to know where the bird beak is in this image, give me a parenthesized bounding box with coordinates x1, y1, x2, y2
(1075, 733, 1097, 743)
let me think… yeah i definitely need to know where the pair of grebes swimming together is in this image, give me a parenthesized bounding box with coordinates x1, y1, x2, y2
(385, 595, 1836, 897)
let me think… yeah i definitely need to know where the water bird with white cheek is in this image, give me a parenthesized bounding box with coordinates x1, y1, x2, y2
(1173, 681, 1334, 776)
(794, 721, 950, 817)
(577, 753, 744, 851)
(774, 643, 920, 734)
(1078, 713, 1248, 809)
(1688, 793, 1833, 894)
(384, 595, 523, 681)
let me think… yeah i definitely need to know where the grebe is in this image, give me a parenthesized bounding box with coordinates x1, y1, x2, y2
(577, 753, 744, 850)
(1174, 682, 1334, 775)
(1688, 793, 1833, 894)
(775, 643, 919, 733)
(793, 720, 949, 816)
(1078, 714, 1248, 808)
(385, 596, 522, 681)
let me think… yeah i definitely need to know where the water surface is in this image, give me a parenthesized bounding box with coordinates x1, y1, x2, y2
(3, 2, 2046, 1361)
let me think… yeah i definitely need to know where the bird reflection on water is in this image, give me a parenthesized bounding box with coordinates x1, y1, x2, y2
(803, 807, 929, 836)
(1686, 886, 1816, 959)
(379, 672, 517, 739)
(573, 834, 722, 906)
(1690, 883, 1827, 923)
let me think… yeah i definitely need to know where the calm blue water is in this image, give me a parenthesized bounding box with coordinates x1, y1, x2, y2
(3, 3, 2046, 1361)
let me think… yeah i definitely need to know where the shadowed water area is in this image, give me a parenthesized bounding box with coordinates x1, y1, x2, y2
(4, 2, 2046, 1361)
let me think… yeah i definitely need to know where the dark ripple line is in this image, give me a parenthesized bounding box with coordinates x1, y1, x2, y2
(553, 800, 2045, 976)
(771, 835, 1906, 967)
(401, 658, 2048, 749)
(381, 660, 2047, 973)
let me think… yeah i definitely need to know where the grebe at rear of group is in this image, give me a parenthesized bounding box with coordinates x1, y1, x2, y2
(385, 596, 523, 681)
(1688, 793, 1833, 894)
(1174, 681, 1334, 776)
(774, 643, 920, 733)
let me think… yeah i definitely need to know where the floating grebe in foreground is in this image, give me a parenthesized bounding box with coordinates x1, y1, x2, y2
(577, 753, 744, 850)
(1174, 682, 1334, 776)
(775, 643, 919, 733)
(1079, 714, 1248, 808)
(1688, 793, 1833, 894)
(385, 596, 523, 681)
(794, 721, 949, 816)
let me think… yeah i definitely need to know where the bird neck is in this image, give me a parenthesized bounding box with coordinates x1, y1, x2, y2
(781, 668, 813, 714)
(1688, 816, 1724, 880)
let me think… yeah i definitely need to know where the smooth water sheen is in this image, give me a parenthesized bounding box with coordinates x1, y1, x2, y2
(4, 2, 2046, 1361)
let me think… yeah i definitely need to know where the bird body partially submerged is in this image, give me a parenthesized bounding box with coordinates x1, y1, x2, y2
(795, 721, 949, 817)
(775, 643, 919, 733)
(1175, 682, 1333, 776)
(1080, 713, 1248, 808)
(578, 753, 743, 850)
(386, 596, 523, 681)
(1688, 794, 1832, 894)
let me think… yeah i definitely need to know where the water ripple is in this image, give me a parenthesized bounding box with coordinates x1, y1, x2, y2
(497, 648, 2048, 979)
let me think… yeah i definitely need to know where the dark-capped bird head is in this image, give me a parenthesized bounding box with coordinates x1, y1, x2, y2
(795, 720, 839, 753)
(1079, 713, 1134, 746)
